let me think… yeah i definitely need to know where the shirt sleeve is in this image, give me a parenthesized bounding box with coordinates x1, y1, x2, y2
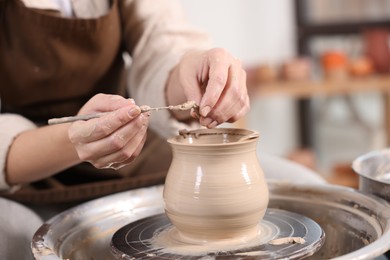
(0, 114, 37, 190)
(119, 0, 212, 138)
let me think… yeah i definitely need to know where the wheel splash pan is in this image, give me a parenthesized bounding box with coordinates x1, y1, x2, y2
(32, 181, 390, 259)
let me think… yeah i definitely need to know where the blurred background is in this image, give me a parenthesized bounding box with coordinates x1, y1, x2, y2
(180, 0, 390, 187)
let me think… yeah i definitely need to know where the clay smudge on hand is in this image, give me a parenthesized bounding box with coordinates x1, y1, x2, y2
(79, 123, 97, 138)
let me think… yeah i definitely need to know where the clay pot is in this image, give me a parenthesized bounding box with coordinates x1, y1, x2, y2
(255, 64, 279, 83)
(281, 57, 312, 81)
(321, 51, 349, 80)
(163, 128, 269, 243)
(349, 56, 374, 77)
(364, 28, 390, 73)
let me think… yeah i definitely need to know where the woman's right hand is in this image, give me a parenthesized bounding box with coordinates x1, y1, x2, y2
(68, 94, 149, 170)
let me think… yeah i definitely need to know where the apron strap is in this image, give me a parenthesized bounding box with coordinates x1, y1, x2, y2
(0, 0, 6, 21)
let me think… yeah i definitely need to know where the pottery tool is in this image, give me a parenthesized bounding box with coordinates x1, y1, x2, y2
(48, 101, 198, 125)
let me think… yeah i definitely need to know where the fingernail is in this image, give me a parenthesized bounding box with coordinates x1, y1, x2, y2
(128, 107, 140, 117)
(208, 120, 218, 128)
(201, 106, 211, 117)
(201, 117, 213, 126)
(128, 98, 135, 104)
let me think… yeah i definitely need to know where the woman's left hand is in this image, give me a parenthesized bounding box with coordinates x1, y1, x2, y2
(167, 48, 249, 128)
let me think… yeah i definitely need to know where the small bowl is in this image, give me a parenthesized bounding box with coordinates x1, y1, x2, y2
(352, 149, 390, 201)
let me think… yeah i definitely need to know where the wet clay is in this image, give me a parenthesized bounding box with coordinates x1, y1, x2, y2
(162, 128, 269, 254)
(140, 100, 197, 112)
(269, 236, 306, 245)
(151, 220, 276, 256)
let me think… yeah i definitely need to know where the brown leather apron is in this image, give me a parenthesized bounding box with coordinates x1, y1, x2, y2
(0, 0, 171, 202)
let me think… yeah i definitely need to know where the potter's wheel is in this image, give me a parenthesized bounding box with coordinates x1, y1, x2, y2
(32, 183, 390, 260)
(110, 209, 324, 259)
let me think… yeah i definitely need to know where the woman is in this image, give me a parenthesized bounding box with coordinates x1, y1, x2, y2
(0, 0, 249, 199)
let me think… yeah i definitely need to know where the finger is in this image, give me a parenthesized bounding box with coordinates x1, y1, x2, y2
(199, 49, 230, 117)
(75, 114, 149, 161)
(201, 62, 249, 127)
(89, 124, 148, 169)
(79, 94, 135, 114)
(210, 62, 242, 122)
(69, 105, 141, 143)
(227, 95, 250, 123)
(95, 126, 147, 169)
(226, 72, 250, 123)
(215, 65, 248, 122)
(106, 133, 147, 170)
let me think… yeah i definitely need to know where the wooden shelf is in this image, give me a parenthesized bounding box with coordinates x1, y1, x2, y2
(248, 74, 390, 146)
(249, 75, 390, 99)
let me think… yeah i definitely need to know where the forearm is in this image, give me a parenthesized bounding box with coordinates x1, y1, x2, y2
(6, 124, 80, 185)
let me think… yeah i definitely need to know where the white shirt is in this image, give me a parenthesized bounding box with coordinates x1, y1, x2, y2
(21, 0, 109, 18)
(0, 0, 211, 190)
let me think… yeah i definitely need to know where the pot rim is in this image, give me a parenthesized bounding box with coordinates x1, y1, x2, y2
(168, 128, 260, 146)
